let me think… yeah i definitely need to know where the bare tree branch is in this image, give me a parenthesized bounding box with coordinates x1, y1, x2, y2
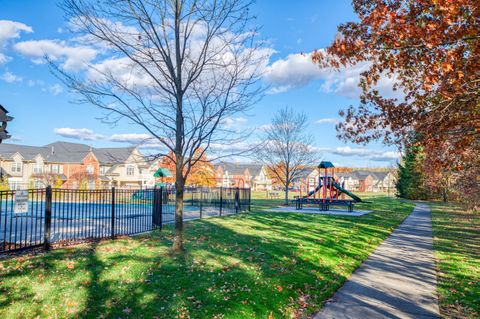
(54, 0, 269, 251)
(255, 106, 317, 205)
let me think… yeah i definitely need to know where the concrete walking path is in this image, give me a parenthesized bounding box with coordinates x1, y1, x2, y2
(315, 204, 440, 319)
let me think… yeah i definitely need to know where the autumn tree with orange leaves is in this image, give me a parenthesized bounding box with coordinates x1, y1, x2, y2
(161, 149, 216, 187)
(313, 0, 479, 206)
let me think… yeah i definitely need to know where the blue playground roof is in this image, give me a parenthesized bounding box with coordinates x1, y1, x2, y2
(318, 161, 335, 168)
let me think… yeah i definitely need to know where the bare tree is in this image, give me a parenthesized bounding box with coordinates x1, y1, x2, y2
(55, 0, 268, 251)
(256, 106, 316, 205)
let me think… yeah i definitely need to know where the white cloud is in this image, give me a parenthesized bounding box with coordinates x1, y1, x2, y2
(221, 117, 248, 129)
(0, 53, 10, 64)
(109, 133, 153, 143)
(0, 20, 32, 46)
(315, 118, 339, 124)
(264, 51, 403, 99)
(48, 84, 64, 96)
(369, 151, 402, 162)
(210, 141, 252, 152)
(0, 20, 33, 65)
(263, 53, 327, 93)
(14, 39, 97, 71)
(54, 128, 104, 141)
(54, 128, 157, 145)
(0, 71, 22, 83)
(86, 56, 155, 88)
(316, 146, 401, 162)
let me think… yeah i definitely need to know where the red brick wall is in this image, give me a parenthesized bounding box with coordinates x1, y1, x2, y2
(62, 152, 100, 188)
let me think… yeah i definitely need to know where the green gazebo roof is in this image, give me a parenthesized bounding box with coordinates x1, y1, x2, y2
(318, 161, 335, 169)
(153, 168, 173, 177)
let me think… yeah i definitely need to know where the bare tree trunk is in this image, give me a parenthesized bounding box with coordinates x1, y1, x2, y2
(173, 172, 185, 252)
(284, 180, 289, 206)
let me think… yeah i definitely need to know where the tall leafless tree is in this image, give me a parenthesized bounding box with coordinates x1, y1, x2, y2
(55, 0, 269, 251)
(256, 106, 316, 205)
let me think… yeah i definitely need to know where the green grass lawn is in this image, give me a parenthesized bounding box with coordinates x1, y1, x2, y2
(431, 202, 479, 319)
(0, 196, 412, 319)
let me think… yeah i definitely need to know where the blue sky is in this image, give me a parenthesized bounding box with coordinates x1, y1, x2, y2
(0, 0, 399, 167)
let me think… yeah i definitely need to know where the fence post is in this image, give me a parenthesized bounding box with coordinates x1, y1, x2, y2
(44, 186, 52, 250)
(111, 187, 115, 239)
(199, 188, 203, 219)
(235, 187, 239, 214)
(219, 187, 223, 216)
(248, 188, 251, 211)
(159, 186, 163, 230)
(152, 187, 157, 228)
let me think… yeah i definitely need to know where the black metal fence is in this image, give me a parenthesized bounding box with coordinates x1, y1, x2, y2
(0, 186, 250, 254)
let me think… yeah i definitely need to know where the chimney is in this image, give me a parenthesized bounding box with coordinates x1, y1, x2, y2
(51, 146, 55, 155)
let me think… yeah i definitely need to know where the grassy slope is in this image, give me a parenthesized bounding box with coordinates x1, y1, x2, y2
(0, 196, 412, 319)
(431, 202, 479, 319)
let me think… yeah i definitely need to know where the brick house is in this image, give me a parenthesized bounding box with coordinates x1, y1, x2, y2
(215, 162, 274, 190)
(0, 141, 155, 189)
(215, 162, 252, 188)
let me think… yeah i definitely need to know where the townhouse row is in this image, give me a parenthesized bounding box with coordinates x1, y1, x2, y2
(0, 141, 396, 193)
(214, 162, 396, 193)
(0, 141, 160, 190)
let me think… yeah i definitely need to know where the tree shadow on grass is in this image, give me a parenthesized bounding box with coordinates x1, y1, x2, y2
(73, 221, 348, 318)
(0, 197, 414, 318)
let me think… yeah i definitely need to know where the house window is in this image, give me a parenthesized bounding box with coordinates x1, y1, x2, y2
(33, 164, 43, 174)
(51, 164, 60, 174)
(100, 166, 107, 175)
(34, 180, 44, 189)
(9, 180, 20, 190)
(86, 165, 94, 174)
(126, 165, 135, 176)
(11, 162, 22, 173)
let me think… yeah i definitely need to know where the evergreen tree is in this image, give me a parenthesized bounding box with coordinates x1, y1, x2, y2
(396, 145, 428, 200)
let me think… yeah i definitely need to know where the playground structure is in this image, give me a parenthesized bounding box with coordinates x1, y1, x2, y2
(295, 161, 363, 212)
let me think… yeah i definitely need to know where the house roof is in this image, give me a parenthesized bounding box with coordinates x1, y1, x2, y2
(45, 141, 92, 163)
(241, 164, 264, 177)
(334, 172, 354, 178)
(351, 171, 374, 180)
(217, 162, 249, 176)
(0, 144, 47, 161)
(105, 164, 120, 175)
(370, 171, 390, 180)
(217, 162, 272, 177)
(293, 168, 316, 180)
(93, 147, 136, 164)
(0, 141, 138, 164)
